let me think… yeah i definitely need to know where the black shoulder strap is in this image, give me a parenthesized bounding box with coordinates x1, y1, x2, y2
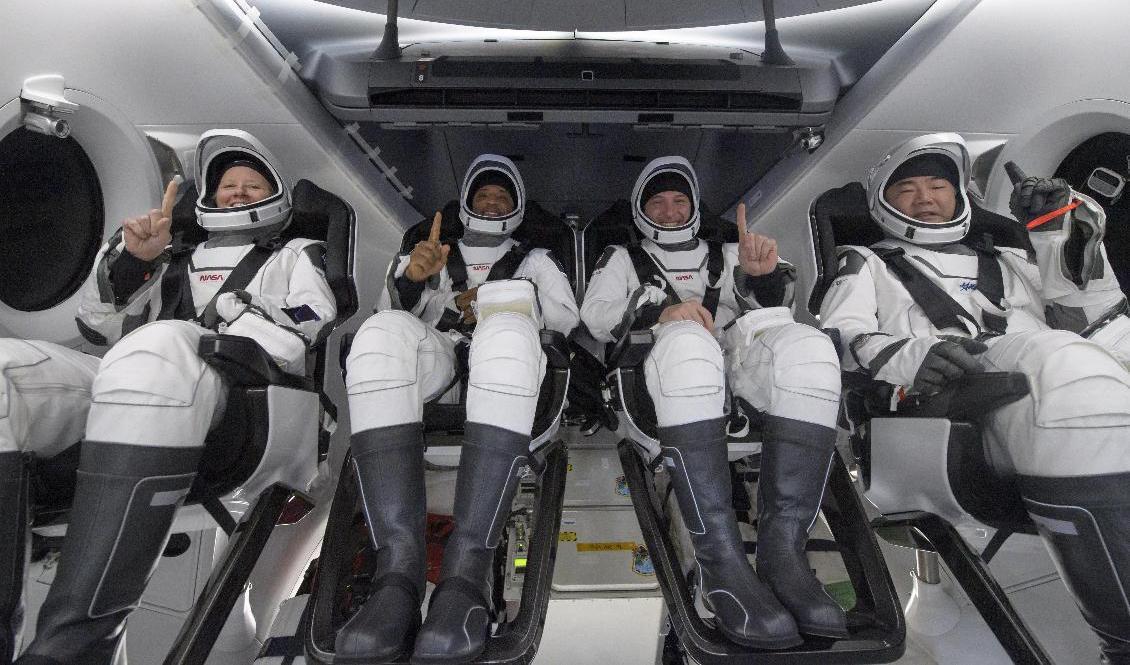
(197, 241, 278, 330)
(967, 234, 1008, 335)
(486, 242, 531, 282)
(702, 240, 724, 318)
(626, 243, 679, 302)
(446, 243, 468, 292)
(874, 247, 979, 334)
(157, 236, 199, 322)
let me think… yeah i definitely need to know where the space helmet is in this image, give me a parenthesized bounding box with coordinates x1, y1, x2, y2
(632, 156, 701, 245)
(194, 129, 291, 233)
(458, 154, 526, 235)
(867, 132, 972, 245)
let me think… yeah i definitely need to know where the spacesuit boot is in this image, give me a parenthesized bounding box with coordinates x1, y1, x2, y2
(1019, 472, 1130, 665)
(16, 442, 201, 665)
(411, 422, 530, 665)
(755, 416, 848, 638)
(335, 424, 426, 663)
(0, 452, 28, 665)
(660, 417, 802, 650)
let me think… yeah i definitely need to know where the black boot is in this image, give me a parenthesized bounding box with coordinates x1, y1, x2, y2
(335, 424, 426, 663)
(16, 442, 201, 665)
(755, 415, 848, 638)
(411, 422, 529, 665)
(1020, 472, 1130, 665)
(0, 452, 28, 665)
(661, 418, 802, 650)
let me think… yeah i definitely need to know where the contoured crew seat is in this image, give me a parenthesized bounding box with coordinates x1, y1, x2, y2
(31, 179, 358, 665)
(591, 200, 906, 664)
(304, 199, 571, 665)
(809, 182, 1055, 664)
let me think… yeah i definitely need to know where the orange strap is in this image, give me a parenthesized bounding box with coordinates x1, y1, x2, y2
(1026, 199, 1083, 230)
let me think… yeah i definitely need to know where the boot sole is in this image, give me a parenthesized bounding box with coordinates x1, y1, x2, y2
(410, 648, 485, 665)
(721, 629, 804, 651)
(333, 646, 413, 665)
(797, 623, 850, 640)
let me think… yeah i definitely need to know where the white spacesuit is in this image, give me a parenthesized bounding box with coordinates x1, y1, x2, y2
(580, 156, 846, 649)
(2, 130, 335, 665)
(339, 155, 578, 664)
(820, 133, 1130, 663)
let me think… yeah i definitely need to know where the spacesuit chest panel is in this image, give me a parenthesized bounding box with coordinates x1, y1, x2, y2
(457, 239, 517, 290)
(881, 243, 981, 336)
(187, 244, 255, 316)
(642, 241, 708, 303)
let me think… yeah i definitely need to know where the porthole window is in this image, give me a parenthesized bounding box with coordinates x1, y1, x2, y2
(1054, 132, 1130, 294)
(0, 127, 104, 311)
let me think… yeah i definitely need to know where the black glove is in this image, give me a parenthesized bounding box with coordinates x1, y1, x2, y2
(912, 336, 988, 395)
(1009, 176, 1071, 224)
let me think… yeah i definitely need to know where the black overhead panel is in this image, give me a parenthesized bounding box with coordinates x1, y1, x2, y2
(350, 123, 797, 222)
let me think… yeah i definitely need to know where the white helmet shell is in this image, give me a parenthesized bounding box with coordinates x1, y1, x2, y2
(458, 154, 525, 236)
(867, 132, 972, 246)
(632, 156, 701, 245)
(194, 129, 291, 233)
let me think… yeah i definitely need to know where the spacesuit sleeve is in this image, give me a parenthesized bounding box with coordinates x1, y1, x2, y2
(75, 231, 167, 346)
(819, 246, 940, 388)
(1023, 195, 1128, 332)
(580, 246, 647, 343)
(377, 253, 457, 329)
(273, 239, 338, 343)
(523, 249, 579, 336)
(729, 244, 797, 311)
(215, 239, 338, 374)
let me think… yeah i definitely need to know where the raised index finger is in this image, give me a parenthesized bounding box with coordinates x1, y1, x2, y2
(1004, 161, 1027, 186)
(736, 202, 748, 239)
(161, 176, 181, 219)
(428, 211, 443, 243)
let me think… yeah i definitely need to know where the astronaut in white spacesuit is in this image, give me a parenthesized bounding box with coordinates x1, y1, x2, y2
(819, 133, 1130, 663)
(1, 130, 336, 665)
(580, 156, 847, 649)
(338, 155, 577, 664)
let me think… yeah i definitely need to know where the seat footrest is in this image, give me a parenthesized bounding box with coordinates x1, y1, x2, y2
(304, 443, 568, 664)
(617, 439, 905, 663)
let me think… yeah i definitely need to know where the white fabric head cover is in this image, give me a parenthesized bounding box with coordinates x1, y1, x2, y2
(867, 132, 972, 246)
(458, 154, 526, 236)
(194, 129, 291, 233)
(632, 156, 701, 245)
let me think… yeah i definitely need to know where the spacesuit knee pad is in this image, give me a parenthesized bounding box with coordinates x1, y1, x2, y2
(0, 340, 53, 453)
(645, 322, 725, 420)
(467, 313, 543, 398)
(765, 324, 842, 404)
(1024, 331, 1130, 432)
(473, 279, 542, 328)
(345, 310, 428, 395)
(93, 321, 209, 407)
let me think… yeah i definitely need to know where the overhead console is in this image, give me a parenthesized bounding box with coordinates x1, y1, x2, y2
(301, 38, 837, 129)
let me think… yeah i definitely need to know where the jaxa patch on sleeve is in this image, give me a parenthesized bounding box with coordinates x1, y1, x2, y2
(283, 304, 321, 323)
(593, 247, 617, 273)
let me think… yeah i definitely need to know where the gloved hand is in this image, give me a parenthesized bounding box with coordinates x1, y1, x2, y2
(215, 290, 256, 323)
(1006, 163, 1072, 225)
(912, 336, 988, 395)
